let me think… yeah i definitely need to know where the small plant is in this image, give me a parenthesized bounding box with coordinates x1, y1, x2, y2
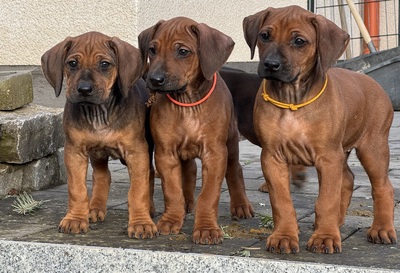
(242, 160, 252, 166)
(256, 213, 274, 229)
(220, 225, 234, 239)
(12, 192, 48, 215)
(237, 249, 251, 257)
(231, 247, 260, 257)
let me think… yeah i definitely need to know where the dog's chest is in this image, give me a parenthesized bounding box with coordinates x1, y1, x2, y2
(152, 110, 227, 161)
(68, 128, 130, 161)
(89, 146, 122, 160)
(270, 113, 306, 138)
(261, 113, 317, 165)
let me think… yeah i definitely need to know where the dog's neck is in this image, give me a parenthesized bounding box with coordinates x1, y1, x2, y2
(266, 70, 325, 105)
(77, 95, 120, 129)
(166, 75, 214, 107)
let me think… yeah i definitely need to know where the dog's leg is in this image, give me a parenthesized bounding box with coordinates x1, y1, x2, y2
(356, 142, 397, 244)
(182, 159, 197, 213)
(88, 156, 111, 223)
(149, 163, 156, 217)
(225, 131, 254, 218)
(59, 144, 90, 234)
(262, 149, 300, 253)
(193, 148, 228, 244)
(156, 152, 186, 235)
(339, 151, 354, 226)
(146, 130, 156, 218)
(125, 144, 158, 239)
(307, 152, 344, 254)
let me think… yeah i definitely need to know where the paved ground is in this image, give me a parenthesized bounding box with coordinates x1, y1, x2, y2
(0, 66, 399, 272)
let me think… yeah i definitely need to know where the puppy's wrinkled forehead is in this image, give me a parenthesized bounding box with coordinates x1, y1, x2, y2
(66, 32, 116, 67)
(153, 17, 198, 46)
(262, 7, 316, 42)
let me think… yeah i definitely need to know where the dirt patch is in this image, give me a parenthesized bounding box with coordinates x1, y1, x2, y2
(347, 209, 373, 217)
(222, 223, 272, 239)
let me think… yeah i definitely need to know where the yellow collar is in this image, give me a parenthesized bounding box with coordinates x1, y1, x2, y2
(262, 74, 328, 111)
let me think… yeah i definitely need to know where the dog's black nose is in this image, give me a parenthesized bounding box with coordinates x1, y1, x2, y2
(78, 82, 93, 96)
(149, 73, 165, 87)
(264, 59, 281, 72)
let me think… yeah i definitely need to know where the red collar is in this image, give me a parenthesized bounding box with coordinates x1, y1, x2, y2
(166, 73, 217, 107)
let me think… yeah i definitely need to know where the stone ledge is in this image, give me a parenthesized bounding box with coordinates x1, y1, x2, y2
(0, 148, 66, 196)
(0, 104, 64, 164)
(0, 71, 33, 110)
(0, 240, 394, 273)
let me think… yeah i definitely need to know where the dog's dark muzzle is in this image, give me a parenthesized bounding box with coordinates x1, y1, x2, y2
(146, 72, 186, 94)
(77, 81, 93, 97)
(258, 57, 298, 83)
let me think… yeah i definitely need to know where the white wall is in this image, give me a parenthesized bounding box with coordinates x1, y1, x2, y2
(0, 0, 306, 65)
(136, 0, 306, 62)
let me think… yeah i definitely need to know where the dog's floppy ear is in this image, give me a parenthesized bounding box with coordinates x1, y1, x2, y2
(41, 37, 72, 97)
(109, 37, 143, 98)
(192, 23, 235, 80)
(138, 20, 165, 74)
(312, 15, 350, 72)
(243, 9, 271, 60)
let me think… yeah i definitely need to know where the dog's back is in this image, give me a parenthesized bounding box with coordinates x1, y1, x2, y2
(220, 67, 261, 146)
(328, 67, 393, 147)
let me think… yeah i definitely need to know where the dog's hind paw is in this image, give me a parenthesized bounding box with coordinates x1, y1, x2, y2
(192, 228, 223, 245)
(156, 218, 183, 235)
(185, 200, 195, 213)
(88, 208, 106, 223)
(128, 221, 158, 239)
(58, 217, 89, 234)
(231, 202, 255, 219)
(258, 183, 269, 192)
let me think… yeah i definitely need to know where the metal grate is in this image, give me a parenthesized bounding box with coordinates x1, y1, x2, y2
(308, 0, 399, 59)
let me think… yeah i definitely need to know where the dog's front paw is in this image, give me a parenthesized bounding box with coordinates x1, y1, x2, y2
(157, 216, 184, 235)
(58, 215, 89, 234)
(367, 225, 397, 244)
(192, 227, 223, 244)
(88, 208, 106, 223)
(128, 221, 158, 239)
(266, 233, 299, 254)
(306, 233, 341, 254)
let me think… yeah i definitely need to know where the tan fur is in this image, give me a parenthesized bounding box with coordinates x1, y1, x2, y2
(139, 17, 254, 245)
(243, 5, 396, 253)
(41, 31, 157, 239)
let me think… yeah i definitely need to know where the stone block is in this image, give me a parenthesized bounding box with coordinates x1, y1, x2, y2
(0, 148, 66, 196)
(0, 71, 33, 110)
(0, 104, 64, 164)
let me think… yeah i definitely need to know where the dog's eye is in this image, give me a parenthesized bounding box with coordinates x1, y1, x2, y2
(178, 48, 190, 57)
(68, 60, 78, 68)
(100, 61, 111, 69)
(294, 37, 306, 47)
(148, 46, 156, 55)
(260, 32, 269, 42)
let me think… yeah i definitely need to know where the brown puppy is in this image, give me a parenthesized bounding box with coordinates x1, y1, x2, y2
(243, 5, 396, 253)
(139, 17, 254, 244)
(220, 67, 307, 188)
(41, 31, 157, 239)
